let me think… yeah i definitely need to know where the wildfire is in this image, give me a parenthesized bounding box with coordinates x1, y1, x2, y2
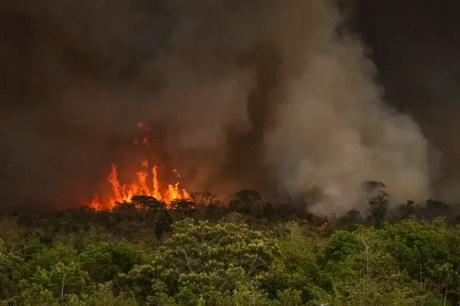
(90, 160, 190, 210)
(88, 121, 190, 210)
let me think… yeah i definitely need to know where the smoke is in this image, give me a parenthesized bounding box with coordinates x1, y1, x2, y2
(260, 1, 432, 215)
(343, 0, 460, 204)
(0, 0, 434, 213)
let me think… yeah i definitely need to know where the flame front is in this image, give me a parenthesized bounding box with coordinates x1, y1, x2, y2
(90, 159, 189, 210)
(89, 122, 189, 210)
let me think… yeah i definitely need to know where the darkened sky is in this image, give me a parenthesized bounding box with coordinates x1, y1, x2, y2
(0, 0, 459, 211)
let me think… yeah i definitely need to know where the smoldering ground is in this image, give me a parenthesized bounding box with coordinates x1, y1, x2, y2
(1, 0, 455, 213)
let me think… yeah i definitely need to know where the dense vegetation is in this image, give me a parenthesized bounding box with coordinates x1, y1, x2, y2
(1, 189, 460, 305)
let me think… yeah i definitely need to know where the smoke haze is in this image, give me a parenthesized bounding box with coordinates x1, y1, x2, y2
(0, 0, 451, 213)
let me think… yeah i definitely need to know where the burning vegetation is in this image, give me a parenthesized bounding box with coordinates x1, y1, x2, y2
(89, 123, 190, 211)
(2, 0, 460, 304)
(89, 161, 190, 211)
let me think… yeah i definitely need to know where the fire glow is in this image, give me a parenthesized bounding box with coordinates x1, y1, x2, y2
(90, 160, 190, 210)
(89, 122, 189, 210)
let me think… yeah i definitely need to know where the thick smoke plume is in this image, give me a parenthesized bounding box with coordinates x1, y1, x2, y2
(0, 0, 434, 213)
(344, 0, 460, 203)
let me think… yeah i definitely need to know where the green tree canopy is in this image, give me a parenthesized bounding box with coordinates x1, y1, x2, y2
(127, 219, 279, 304)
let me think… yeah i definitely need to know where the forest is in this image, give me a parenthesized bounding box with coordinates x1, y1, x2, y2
(2, 0, 459, 305)
(1, 188, 460, 306)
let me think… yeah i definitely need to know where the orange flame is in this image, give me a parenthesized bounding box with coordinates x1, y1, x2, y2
(89, 194, 102, 211)
(90, 160, 189, 210)
(89, 122, 189, 210)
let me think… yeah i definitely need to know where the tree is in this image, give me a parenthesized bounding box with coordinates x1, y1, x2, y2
(337, 209, 363, 229)
(32, 261, 90, 304)
(382, 218, 460, 304)
(228, 189, 261, 214)
(73, 282, 138, 306)
(154, 210, 173, 240)
(259, 222, 325, 304)
(130, 196, 166, 212)
(396, 200, 417, 220)
(362, 181, 389, 226)
(190, 191, 217, 210)
(323, 230, 358, 263)
(0, 238, 27, 301)
(78, 241, 146, 284)
(130, 196, 166, 221)
(169, 199, 196, 216)
(112, 202, 138, 221)
(17, 244, 90, 304)
(127, 219, 279, 304)
(323, 226, 426, 305)
(255, 202, 275, 220)
(14, 282, 58, 306)
(421, 199, 452, 219)
(0, 217, 42, 256)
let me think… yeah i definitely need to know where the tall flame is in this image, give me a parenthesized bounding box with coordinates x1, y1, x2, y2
(88, 122, 189, 210)
(90, 160, 189, 210)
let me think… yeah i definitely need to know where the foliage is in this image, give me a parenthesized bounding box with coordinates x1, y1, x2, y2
(78, 240, 147, 284)
(127, 219, 279, 304)
(155, 209, 173, 239)
(228, 189, 262, 214)
(1, 199, 460, 305)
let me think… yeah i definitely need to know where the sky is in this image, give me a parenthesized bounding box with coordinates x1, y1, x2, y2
(0, 0, 459, 212)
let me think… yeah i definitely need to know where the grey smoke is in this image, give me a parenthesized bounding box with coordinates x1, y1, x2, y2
(0, 0, 434, 213)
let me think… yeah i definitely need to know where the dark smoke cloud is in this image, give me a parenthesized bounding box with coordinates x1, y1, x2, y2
(0, 0, 451, 212)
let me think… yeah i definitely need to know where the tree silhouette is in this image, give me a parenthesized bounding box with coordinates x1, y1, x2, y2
(169, 199, 196, 216)
(228, 189, 261, 213)
(130, 195, 166, 212)
(362, 181, 389, 226)
(155, 210, 173, 239)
